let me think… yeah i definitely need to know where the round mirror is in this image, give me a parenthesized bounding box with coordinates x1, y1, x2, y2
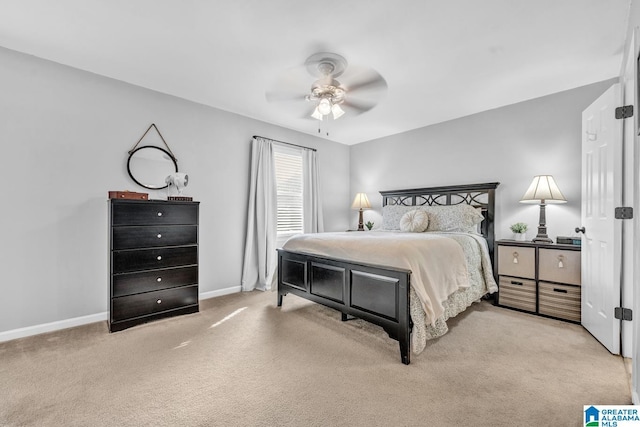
(127, 146, 178, 190)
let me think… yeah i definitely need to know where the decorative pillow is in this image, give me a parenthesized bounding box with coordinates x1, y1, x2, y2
(423, 204, 484, 233)
(382, 205, 420, 230)
(399, 209, 429, 232)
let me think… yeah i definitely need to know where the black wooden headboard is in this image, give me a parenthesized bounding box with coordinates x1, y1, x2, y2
(379, 182, 500, 258)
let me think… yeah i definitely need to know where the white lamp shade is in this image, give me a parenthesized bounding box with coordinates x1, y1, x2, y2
(520, 175, 566, 204)
(351, 193, 371, 210)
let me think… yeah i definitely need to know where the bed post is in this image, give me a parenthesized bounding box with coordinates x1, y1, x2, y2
(398, 275, 411, 365)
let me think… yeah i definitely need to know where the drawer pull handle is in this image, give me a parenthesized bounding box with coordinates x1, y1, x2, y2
(553, 288, 568, 293)
(558, 255, 564, 268)
(510, 281, 523, 286)
(157, 277, 162, 282)
(157, 233, 162, 238)
(157, 256, 162, 261)
(512, 251, 519, 264)
(157, 212, 163, 217)
(157, 299, 162, 304)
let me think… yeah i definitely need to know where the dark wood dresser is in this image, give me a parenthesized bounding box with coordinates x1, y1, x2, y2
(109, 199, 199, 332)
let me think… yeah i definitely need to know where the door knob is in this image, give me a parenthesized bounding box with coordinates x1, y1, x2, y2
(575, 226, 585, 234)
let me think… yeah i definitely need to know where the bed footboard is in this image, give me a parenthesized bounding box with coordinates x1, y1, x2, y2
(277, 249, 412, 365)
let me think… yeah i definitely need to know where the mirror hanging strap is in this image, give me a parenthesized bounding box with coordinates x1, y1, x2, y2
(129, 123, 178, 162)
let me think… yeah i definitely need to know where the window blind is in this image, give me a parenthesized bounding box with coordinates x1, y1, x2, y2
(273, 145, 303, 235)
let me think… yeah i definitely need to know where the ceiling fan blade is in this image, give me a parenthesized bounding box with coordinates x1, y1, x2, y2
(265, 91, 305, 103)
(343, 68, 387, 93)
(342, 98, 377, 114)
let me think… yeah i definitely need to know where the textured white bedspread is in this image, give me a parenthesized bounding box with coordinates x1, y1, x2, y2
(282, 231, 471, 325)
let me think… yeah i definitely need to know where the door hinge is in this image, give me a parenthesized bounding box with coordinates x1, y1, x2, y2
(615, 207, 633, 219)
(615, 105, 634, 119)
(615, 307, 633, 321)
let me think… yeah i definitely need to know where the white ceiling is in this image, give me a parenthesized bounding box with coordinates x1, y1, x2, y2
(0, 1, 631, 145)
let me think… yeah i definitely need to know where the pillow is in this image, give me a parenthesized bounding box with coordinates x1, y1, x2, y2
(399, 209, 429, 232)
(422, 204, 484, 233)
(382, 205, 420, 230)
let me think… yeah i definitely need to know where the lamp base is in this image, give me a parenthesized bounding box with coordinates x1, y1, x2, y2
(357, 209, 365, 231)
(533, 202, 553, 244)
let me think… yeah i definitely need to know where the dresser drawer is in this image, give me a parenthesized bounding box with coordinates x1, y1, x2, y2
(112, 225, 197, 250)
(498, 276, 536, 312)
(112, 202, 198, 226)
(112, 266, 198, 297)
(113, 246, 197, 274)
(539, 248, 581, 286)
(497, 246, 535, 279)
(111, 285, 198, 322)
(538, 281, 581, 322)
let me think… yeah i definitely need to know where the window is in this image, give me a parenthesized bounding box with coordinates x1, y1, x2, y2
(273, 145, 304, 242)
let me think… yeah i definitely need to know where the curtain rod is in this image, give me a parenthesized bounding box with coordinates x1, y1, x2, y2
(252, 135, 317, 152)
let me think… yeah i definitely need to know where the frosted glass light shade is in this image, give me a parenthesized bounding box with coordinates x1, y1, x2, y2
(318, 98, 332, 115)
(311, 107, 323, 121)
(331, 103, 345, 119)
(351, 193, 371, 210)
(520, 175, 567, 204)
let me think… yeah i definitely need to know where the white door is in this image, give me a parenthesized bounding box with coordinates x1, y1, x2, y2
(621, 33, 636, 360)
(580, 83, 623, 355)
(626, 29, 640, 405)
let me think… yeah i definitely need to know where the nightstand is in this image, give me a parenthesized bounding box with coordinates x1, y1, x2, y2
(495, 240, 581, 323)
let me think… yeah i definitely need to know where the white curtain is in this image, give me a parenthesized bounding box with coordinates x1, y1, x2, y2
(303, 149, 324, 233)
(241, 137, 277, 291)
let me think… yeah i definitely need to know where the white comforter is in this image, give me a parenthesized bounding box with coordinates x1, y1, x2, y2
(282, 231, 475, 325)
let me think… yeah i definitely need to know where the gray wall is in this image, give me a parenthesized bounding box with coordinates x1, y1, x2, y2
(349, 79, 616, 240)
(0, 46, 350, 335)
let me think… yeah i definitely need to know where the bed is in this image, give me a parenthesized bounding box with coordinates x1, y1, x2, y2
(276, 182, 500, 365)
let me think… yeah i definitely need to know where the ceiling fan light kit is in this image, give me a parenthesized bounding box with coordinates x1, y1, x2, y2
(305, 54, 349, 121)
(266, 51, 387, 127)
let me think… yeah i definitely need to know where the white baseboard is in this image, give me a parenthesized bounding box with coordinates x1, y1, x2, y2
(0, 286, 242, 343)
(200, 285, 241, 300)
(0, 312, 108, 343)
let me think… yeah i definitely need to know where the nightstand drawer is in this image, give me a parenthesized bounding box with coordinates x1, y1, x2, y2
(497, 246, 535, 279)
(539, 248, 581, 286)
(498, 276, 536, 312)
(538, 281, 581, 322)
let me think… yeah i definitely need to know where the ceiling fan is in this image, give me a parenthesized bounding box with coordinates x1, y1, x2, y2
(266, 52, 387, 121)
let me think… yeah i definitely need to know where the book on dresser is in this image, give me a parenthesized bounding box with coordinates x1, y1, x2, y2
(495, 239, 581, 323)
(108, 199, 200, 332)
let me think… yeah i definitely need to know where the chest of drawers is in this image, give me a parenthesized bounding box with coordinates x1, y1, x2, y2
(496, 240, 581, 323)
(109, 199, 199, 332)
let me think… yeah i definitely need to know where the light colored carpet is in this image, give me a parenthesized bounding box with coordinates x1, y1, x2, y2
(0, 291, 631, 427)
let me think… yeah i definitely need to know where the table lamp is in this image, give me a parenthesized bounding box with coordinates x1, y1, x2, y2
(351, 193, 371, 231)
(520, 175, 566, 243)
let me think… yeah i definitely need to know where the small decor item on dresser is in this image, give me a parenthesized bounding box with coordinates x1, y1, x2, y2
(557, 236, 582, 246)
(510, 222, 528, 241)
(365, 221, 374, 230)
(166, 172, 192, 201)
(108, 191, 148, 200)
